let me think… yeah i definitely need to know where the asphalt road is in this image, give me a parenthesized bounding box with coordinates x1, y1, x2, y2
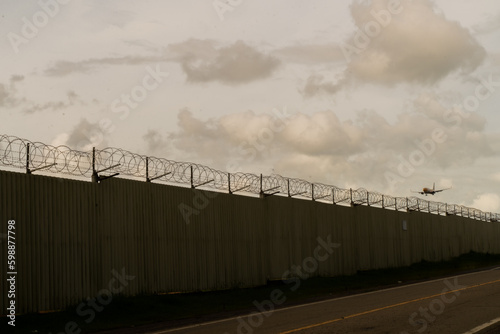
(148, 267, 500, 334)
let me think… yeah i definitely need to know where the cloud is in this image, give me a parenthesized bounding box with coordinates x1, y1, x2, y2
(61, 118, 109, 151)
(348, 0, 486, 83)
(10, 75, 24, 83)
(279, 110, 364, 156)
(0, 85, 13, 107)
(471, 12, 500, 35)
(178, 40, 280, 84)
(166, 108, 247, 164)
(273, 43, 346, 64)
(164, 108, 370, 184)
(0, 74, 87, 114)
(45, 39, 279, 84)
(45, 55, 164, 76)
(490, 53, 500, 67)
(304, 0, 486, 96)
(492, 172, 500, 183)
(161, 94, 497, 191)
(0, 76, 85, 114)
(0, 75, 26, 108)
(166, 39, 219, 60)
(143, 129, 168, 155)
(471, 193, 500, 212)
(301, 74, 346, 97)
(24, 90, 86, 114)
(44, 39, 217, 76)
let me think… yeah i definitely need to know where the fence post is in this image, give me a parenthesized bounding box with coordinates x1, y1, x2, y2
(146, 157, 150, 182)
(311, 183, 315, 201)
(91, 147, 98, 183)
(190, 165, 194, 188)
(25, 143, 30, 174)
(228, 173, 231, 194)
(259, 174, 263, 198)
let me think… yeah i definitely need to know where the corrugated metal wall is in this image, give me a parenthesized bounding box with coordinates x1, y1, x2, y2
(1, 170, 499, 315)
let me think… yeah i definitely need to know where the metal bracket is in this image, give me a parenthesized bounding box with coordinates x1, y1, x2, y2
(26, 142, 58, 174)
(289, 191, 307, 198)
(147, 172, 171, 183)
(230, 185, 250, 194)
(190, 165, 214, 188)
(96, 164, 120, 174)
(91, 148, 120, 183)
(227, 172, 251, 194)
(261, 186, 280, 197)
(259, 174, 279, 197)
(96, 172, 120, 182)
(192, 179, 214, 189)
(313, 193, 330, 201)
(28, 163, 57, 174)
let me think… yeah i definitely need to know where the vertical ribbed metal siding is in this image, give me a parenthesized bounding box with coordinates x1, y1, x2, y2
(1, 170, 500, 315)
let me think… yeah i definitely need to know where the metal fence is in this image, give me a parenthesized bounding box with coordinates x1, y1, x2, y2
(0, 134, 498, 222)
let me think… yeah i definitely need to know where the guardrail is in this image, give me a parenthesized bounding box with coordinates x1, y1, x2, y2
(0, 134, 498, 222)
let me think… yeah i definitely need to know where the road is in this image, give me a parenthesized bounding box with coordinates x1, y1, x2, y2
(147, 267, 500, 334)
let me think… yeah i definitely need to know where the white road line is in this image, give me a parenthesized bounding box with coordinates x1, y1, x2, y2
(149, 267, 500, 334)
(462, 317, 500, 334)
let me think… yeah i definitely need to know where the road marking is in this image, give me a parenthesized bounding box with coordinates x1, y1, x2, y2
(462, 317, 500, 334)
(148, 268, 500, 333)
(280, 278, 500, 333)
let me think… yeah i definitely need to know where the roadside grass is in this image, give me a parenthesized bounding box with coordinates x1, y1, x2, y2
(5, 251, 500, 334)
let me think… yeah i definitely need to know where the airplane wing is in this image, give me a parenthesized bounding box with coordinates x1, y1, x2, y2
(434, 186, 452, 193)
(411, 190, 424, 195)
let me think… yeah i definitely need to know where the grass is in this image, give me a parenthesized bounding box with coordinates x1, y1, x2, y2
(4, 251, 500, 334)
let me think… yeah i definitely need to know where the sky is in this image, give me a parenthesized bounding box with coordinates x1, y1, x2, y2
(1, 0, 500, 211)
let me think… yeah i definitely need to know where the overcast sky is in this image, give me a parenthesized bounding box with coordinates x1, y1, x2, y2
(2, 0, 500, 211)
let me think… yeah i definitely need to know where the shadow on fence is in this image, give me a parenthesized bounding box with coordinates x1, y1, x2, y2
(0, 134, 497, 222)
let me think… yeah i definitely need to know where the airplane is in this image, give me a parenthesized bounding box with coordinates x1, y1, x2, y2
(411, 183, 451, 196)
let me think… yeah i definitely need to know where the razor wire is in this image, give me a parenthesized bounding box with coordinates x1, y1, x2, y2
(1, 134, 499, 222)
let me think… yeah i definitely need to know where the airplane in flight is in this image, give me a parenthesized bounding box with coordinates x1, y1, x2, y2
(411, 183, 451, 196)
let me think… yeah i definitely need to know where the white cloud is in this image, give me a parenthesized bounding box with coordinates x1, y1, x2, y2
(304, 0, 486, 96)
(471, 193, 500, 212)
(155, 94, 498, 192)
(349, 0, 485, 83)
